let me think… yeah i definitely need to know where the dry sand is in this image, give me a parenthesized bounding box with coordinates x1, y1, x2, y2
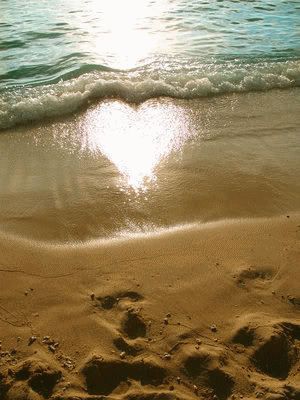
(0, 213, 299, 400)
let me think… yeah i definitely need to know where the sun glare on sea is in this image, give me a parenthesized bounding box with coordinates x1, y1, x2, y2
(81, 101, 192, 191)
(88, 0, 169, 69)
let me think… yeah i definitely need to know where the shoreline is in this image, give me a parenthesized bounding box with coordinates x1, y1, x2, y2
(1, 214, 299, 399)
(1, 89, 300, 243)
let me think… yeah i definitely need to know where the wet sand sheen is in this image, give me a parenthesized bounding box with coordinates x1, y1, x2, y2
(0, 88, 299, 242)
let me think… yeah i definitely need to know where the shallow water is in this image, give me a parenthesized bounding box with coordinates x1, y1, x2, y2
(1, 89, 299, 241)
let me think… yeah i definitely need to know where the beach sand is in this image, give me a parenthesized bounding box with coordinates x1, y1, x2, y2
(0, 88, 300, 399)
(0, 214, 299, 399)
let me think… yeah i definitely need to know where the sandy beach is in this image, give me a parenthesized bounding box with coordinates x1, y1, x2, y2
(0, 213, 299, 399)
(1, 0, 300, 398)
(1, 89, 300, 400)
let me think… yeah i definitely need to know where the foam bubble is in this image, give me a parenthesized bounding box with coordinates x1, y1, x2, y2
(0, 59, 299, 129)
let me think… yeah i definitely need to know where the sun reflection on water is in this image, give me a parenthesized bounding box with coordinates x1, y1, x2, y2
(84, 0, 170, 69)
(81, 100, 192, 191)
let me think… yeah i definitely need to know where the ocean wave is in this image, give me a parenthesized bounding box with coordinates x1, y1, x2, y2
(0, 59, 299, 129)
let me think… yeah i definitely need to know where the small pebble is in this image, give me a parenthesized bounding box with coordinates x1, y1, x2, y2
(90, 293, 95, 301)
(176, 376, 181, 384)
(48, 345, 56, 353)
(120, 351, 126, 359)
(196, 338, 202, 345)
(163, 352, 171, 360)
(166, 313, 171, 318)
(193, 385, 198, 393)
(287, 295, 295, 303)
(163, 318, 169, 325)
(28, 336, 37, 346)
(210, 324, 217, 332)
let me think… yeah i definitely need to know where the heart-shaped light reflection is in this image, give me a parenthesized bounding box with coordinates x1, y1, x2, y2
(81, 100, 192, 191)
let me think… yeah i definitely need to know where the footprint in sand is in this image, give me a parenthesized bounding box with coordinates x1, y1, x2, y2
(93, 289, 148, 341)
(232, 266, 275, 289)
(81, 356, 166, 396)
(2, 358, 62, 400)
(251, 321, 300, 380)
(231, 318, 300, 385)
(96, 290, 143, 310)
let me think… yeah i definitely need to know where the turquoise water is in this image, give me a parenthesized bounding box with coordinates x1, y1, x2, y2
(0, 0, 300, 128)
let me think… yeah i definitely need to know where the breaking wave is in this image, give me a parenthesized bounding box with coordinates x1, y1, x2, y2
(0, 58, 299, 129)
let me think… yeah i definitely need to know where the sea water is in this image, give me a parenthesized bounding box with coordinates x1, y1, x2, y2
(0, 0, 299, 129)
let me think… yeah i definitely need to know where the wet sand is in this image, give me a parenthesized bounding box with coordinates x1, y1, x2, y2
(0, 89, 300, 399)
(0, 89, 299, 241)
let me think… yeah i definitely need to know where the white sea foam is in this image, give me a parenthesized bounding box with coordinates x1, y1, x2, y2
(0, 60, 299, 129)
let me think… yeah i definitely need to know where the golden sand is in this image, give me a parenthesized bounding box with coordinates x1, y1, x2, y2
(0, 215, 299, 399)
